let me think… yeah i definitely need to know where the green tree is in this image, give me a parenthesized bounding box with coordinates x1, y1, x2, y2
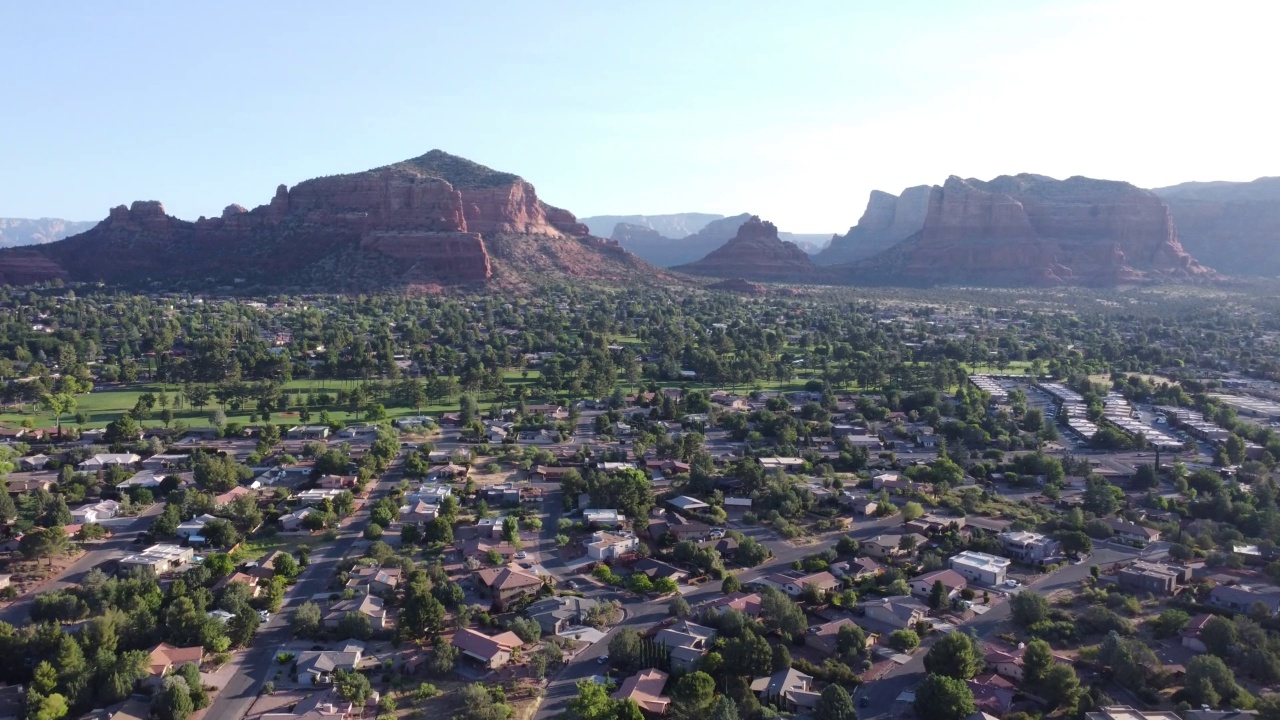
(1039, 663, 1082, 710)
(814, 684, 857, 720)
(1022, 638, 1055, 686)
(153, 676, 195, 720)
(27, 692, 69, 720)
(1010, 591, 1049, 627)
(913, 674, 976, 720)
(567, 680, 619, 720)
(928, 580, 949, 611)
(1200, 615, 1238, 657)
(609, 628, 643, 668)
(923, 631, 983, 679)
(888, 629, 920, 652)
(334, 668, 373, 705)
(901, 501, 924, 521)
(671, 672, 716, 720)
(722, 574, 742, 594)
(227, 606, 260, 647)
(292, 601, 322, 638)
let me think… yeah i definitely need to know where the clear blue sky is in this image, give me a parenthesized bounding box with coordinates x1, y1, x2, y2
(1, 1, 1275, 232)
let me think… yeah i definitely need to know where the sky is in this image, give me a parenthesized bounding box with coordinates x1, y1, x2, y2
(1, 1, 1278, 233)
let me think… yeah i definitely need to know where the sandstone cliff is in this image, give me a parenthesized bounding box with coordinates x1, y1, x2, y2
(838, 174, 1217, 287)
(815, 186, 931, 265)
(0, 218, 95, 248)
(676, 216, 816, 282)
(1154, 177, 1280, 276)
(0, 150, 654, 290)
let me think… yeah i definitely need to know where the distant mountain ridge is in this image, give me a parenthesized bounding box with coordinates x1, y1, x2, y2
(0, 150, 661, 291)
(594, 212, 831, 266)
(579, 213, 723, 240)
(0, 218, 95, 248)
(1153, 177, 1280, 276)
(676, 216, 816, 282)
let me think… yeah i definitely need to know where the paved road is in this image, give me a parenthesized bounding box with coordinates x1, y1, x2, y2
(203, 456, 406, 720)
(0, 502, 164, 624)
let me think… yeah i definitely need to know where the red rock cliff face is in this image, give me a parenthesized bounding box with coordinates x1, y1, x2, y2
(846, 174, 1216, 286)
(0, 150, 633, 289)
(1154, 177, 1280, 277)
(815, 185, 931, 265)
(676, 216, 816, 282)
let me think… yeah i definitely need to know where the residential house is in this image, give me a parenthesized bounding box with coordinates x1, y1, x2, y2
(70, 499, 120, 525)
(1182, 614, 1213, 653)
(806, 617, 876, 656)
(750, 667, 820, 711)
(863, 534, 927, 560)
(527, 596, 598, 634)
(280, 507, 318, 531)
(78, 453, 141, 471)
(832, 557, 884, 581)
(984, 646, 1028, 681)
(516, 430, 559, 445)
(1116, 561, 1184, 595)
(346, 566, 402, 595)
(909, 569, 967, 600)
(697, 592, 764, 618)
(116, 469, 166, 489)
(667, 496, 710, 513)
(176, 513, 219, 539)
(586, 531, 638, 561)
(862, 596, 928, 629)
(258, 689, 354, 720)
(653, 620, 716, 672)
(759, 457, 805, 472)
(286, 426, 330, 440)
(324, 594, 388, 631)
(949, 551, 1012, 586)
(427, 464, 468, 482)
(397, 501, 440, 526)
(460, 538, 521, 561)
(838, 493, 878, 516)
(295, 488, 344, 505)
(872, 473, 916, 491)
(214, 485, 253, 506)
(141, 454, 189, 471)
(452, 628, 522, 669)
(761, 571, 841, 598)
(335, 425, 379, 440)
(582, 508, 622, 527)
(316, 475, 357, 490)
(18, 454, 49, 471)
(118, 544, 193, 575)
(212, 572, 260, 597)
(631, 558, 689, 583)
(1209, 584, 1280, 615)
(528, 465, 578, 483)
(612, 669, 671, 715)
(145, 643, 203, 686)
(967, 675, 1016, 716)
(6, 477, 51, 495)
(295, 641, 365, 682)
(723, 497, 753, 515)
(905, 514, 967, 535)
(1085, 706, 1184, 720)
(475, 564, 543, 609)
(1105, 519, 1161, 547)
(998, 531, 1060, 564)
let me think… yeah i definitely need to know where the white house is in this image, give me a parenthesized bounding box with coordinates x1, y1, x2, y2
(176, 514, 219, 539)
(294, 488, 343, 505)
(587, 531, 639, 561)
(70, 499, 121, 525)
(78, 453, 141, 471)
(583, 509, 622, 527)
(949, 551, 1011, 586)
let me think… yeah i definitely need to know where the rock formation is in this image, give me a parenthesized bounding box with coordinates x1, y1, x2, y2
(0, 218, 95, 248)
(604, 212, 830, 267)
(579, 213, 724, 239)
(1153, 177, 1280, 277)
(0, 150, 654, 290)
(841, 174, 1217, 286)
(815, 185, 931, 265)
(676, 216, 816, 282)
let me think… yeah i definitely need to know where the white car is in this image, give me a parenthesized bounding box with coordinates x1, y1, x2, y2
(258, 610, 271, 622)
(514, 551, 528, 560)
(1004, 579, 1020, 588)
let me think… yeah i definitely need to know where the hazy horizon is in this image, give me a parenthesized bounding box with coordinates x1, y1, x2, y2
(2, 1, 1277, 233)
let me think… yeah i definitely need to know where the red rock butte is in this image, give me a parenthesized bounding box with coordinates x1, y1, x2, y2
(0, 150, 648, 290)
(839, 174, 1218, 286)
(676, 216, 816, 282)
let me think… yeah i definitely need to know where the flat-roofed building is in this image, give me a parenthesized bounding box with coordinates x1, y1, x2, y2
(949, 551, 1011, 586)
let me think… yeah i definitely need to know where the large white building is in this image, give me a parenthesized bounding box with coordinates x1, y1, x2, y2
(949, 550, 1011, 586)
